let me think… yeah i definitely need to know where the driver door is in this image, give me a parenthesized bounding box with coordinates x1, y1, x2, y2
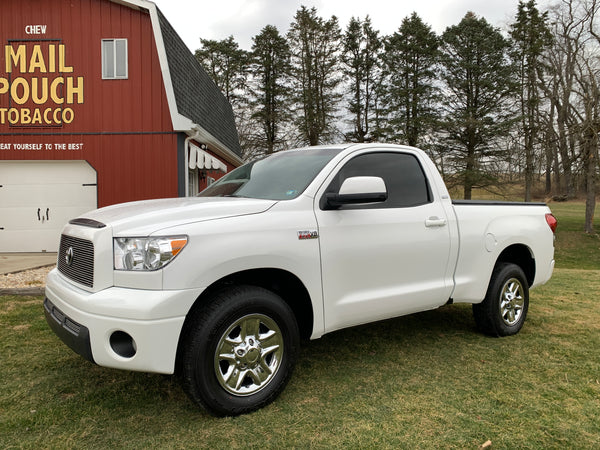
(314, 150, 453, 332)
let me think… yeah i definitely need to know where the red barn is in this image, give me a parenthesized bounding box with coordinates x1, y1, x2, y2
(0, 0, 242, 252)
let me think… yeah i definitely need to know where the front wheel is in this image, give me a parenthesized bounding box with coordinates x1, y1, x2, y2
(179, 285, 299, 416)
(473, 263, 529, 337)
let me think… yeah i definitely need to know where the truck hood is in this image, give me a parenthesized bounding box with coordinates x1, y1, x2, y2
(81, 197, 277, 236)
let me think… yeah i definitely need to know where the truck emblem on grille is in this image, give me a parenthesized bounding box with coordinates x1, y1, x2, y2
(65, 247, 74, 266)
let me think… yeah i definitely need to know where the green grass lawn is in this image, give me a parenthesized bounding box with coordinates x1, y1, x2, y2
(549, 201, 600, 270)
(1, 202, 598, 448)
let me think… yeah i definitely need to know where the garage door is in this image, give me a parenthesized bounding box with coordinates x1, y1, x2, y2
(0, 161, 97, 252)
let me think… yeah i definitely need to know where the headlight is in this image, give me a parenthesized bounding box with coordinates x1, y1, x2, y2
(114, 236, 188, 271)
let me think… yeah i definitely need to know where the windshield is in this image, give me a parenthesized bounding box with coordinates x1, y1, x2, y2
(198, 147, 343, 200)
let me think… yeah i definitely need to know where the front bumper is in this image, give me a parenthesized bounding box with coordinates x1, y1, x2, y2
(44, 269, 205, 374)
(44, 297, 94, 363)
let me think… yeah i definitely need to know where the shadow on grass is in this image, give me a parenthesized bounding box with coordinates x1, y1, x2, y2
(26, 302, 479, 415)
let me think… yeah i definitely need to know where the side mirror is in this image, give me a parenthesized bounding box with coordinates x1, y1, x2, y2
(325, 176, 387, 209)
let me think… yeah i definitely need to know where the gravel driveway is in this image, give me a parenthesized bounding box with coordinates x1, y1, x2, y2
(0, 266, 54, 289)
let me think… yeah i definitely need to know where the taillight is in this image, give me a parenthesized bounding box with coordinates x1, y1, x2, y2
(545, 213, 558, 233)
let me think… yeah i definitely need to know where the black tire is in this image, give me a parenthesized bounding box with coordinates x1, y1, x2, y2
(473, 263, 529, 337)
(179, 285, 299, 416)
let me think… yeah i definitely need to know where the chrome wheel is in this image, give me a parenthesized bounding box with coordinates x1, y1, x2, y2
(474, 263, 529, 337)
(214, 313, 284, 396)
(499, 278, 525, 326)
(181, 285, 299, 415)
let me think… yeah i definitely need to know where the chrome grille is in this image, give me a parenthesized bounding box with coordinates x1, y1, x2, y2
(58, 235, 94, 288)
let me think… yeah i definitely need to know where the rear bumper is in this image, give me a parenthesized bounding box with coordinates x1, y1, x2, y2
(533, 258, 555, 289)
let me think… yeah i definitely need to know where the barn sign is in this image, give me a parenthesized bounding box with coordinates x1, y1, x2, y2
(1, 42, 84, 126)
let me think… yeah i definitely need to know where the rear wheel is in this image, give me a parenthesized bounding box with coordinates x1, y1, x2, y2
(473, 263, 529, 337)
(180, 285, 299, 416)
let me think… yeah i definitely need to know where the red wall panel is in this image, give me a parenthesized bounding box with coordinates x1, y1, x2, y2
(0, 133, 179, 206)
(0, 0, 180, 207)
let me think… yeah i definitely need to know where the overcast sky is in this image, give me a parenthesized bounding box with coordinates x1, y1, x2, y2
(153, 0, 553, 52)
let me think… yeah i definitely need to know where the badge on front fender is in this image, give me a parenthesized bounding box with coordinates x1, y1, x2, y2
(297, 230, 319, 240)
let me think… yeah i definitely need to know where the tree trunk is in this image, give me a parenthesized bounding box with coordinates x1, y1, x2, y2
(464, 146, 475, 200)
(557, 111, 574, 197)
(584, 136, 597, 233)
(525, 140, 534, 202)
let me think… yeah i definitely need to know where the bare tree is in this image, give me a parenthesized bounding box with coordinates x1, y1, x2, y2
(542, 1, 586, 199)
(542, 0, 598, 232)
(579, 0, 600, 232)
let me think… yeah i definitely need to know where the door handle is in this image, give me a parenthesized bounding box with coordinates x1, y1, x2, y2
(425, 216, 447, 227)
(46, 208, 50, 221)
(37, 208, 41, 221)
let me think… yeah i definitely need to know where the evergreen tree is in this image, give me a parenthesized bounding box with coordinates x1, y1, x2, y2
(510, 0, 553, 201)
(195, 36, 249, 108)
(342, 16, 382, 142)
(381, 13, 439, 148)
(440, 12, 515, 199)
(287, 6, 342, 145)
(249, 25, 291, 155)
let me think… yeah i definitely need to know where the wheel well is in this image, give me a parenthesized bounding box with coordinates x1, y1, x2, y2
(496, 244, 535, 287)
(175, 268, 314, 376)
(183, 268, 314, 341)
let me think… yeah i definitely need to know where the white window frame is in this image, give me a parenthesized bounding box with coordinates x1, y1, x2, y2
(102, 39, 128, 79)
(188, 169, 199, 196)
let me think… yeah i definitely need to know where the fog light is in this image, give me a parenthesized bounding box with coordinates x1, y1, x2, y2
(110, 331, 137, 358)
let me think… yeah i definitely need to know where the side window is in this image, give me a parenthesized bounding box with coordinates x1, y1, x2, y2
(102, 39, 128, 79)
(322, 152, 432, 209)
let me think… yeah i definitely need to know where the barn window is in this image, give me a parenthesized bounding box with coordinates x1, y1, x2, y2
(102, 39, 128, 79)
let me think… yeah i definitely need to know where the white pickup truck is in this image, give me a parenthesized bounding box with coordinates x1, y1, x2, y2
(44, 143, 556, 416)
